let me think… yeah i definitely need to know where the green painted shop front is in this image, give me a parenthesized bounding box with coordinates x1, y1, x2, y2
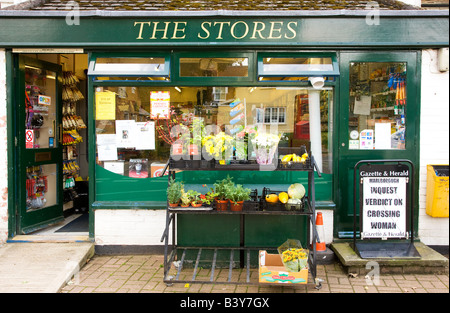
(2, 11, 448, 246)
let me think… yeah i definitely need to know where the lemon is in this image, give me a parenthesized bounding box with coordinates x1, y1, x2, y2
(278, 192, 289, 204)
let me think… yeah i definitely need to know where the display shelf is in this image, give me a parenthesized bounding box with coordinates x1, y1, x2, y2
(161, 154, 322, 289)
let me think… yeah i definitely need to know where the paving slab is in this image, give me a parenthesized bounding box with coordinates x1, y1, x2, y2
(0, 242, 94, 293)
(331, 242, 449, 275)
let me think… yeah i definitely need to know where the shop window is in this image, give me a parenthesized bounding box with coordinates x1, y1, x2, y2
(257, 54, 339, 81)
(179, 57, 249, 77)
(264, 107, 286, 124)
(88, 55, 170, 79)
(94, 86, 334, 177)
(349, 62, 407, 150)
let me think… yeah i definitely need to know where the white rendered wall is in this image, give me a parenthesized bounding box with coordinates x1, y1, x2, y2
(418, 49, 449, 246)
(94, 209, 169, 246)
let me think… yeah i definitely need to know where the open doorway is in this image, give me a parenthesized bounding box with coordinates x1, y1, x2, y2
(13, 52, 90, 240)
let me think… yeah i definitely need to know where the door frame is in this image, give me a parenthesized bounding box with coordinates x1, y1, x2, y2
(14, 55, 64, 234)
(334, 50, 421, 239)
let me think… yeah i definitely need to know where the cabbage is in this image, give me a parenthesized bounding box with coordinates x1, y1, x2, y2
(288, 183, 305, 199)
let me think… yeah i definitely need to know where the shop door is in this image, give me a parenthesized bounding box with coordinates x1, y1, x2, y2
(335, 51, 420, 239)
(16, 56, 64, 234)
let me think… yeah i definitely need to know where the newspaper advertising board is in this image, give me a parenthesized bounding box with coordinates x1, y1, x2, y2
(359, 163, 410, 239)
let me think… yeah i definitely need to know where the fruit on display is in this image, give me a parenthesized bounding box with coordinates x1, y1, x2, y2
(288, 183, 306, 200)
(281, 153, 308, 163)
(278, 192, 289, 204)
(265, 194, 279, 203)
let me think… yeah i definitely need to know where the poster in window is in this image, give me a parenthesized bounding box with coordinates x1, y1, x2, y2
(95, 91, 116, 120)
(150, 91, 170, 119)
(135, 121, 155, 150)
(115, 120, 136, 148)
(129, 159, 149, 178)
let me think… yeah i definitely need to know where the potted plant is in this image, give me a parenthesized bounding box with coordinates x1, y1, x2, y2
(226, 184, 251, 211)
(213, 175, 234, 211)
(189, 190, 202, 207)
(167, 178, 183, 207)
(200, 189, 218, 207)
(180, 190, 192, 207)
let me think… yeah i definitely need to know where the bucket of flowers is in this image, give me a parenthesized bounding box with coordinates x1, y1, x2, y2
(251, 132, 281, 165)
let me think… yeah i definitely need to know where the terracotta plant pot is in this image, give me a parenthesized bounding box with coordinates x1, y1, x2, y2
(230, 201, 244, 212)
(191, 202, 202, 208)
(215, 199, 229, 211)
(168, 202, 179, 208)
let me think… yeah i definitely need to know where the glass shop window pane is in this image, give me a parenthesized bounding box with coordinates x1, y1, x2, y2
(261, 57, 333, 75)
(94, 57, 167, 75)
(94, 86, 334, 178)
(179, 58, 249, 77)
(348, 62, 407, 150)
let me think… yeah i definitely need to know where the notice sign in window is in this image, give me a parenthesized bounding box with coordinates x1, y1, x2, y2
(150, 91, 170, 119)
(360, 164, 409, 239)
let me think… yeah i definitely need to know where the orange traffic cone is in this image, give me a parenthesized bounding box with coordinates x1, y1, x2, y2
(315, 212, 326, 252)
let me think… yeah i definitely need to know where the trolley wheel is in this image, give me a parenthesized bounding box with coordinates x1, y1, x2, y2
(314, 278, 323, 290)
(165, 275, 174, 287)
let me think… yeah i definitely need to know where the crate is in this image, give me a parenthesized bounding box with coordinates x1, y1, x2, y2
(278, 145, 312, 170)
(243, 189, 261, 211)
(261, 187, 305, 212)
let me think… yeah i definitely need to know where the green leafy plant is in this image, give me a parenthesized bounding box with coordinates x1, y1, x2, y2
(213, 175, 234, 200)
(180, 189, 201, 206)
(200, 189, 219, 205)
(167, 178, 183, 204)
(226, 184, 251, 204)
(180, 191, 192, 206)
(188, 190, 202, 205)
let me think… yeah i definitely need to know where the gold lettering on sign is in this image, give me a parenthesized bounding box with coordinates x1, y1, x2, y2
(230, 21, 249, 40)
(213, 21, 231, 40)
(134, 21, 150, 40)
(151, 21, 171, 39)
(285, 21, 298, 39)
(250, 21, 266, 39)
(198, 21, 211, 39)
(133, 20, 299, 41)
(268, 21, 283, 39)
(171, 22, 187, 39)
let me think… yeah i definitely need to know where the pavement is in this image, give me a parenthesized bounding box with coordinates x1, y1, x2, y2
(0, 242, 448, 293)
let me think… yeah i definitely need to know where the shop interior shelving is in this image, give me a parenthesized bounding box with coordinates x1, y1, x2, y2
(160, 155, 323, 289)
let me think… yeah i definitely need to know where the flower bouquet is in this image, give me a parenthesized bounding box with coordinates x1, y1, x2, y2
(251, 132, 281, 165)
(277, 239, 308, 272)
(202, 132, 235, 161)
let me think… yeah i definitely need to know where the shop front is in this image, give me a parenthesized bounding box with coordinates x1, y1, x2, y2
(0, 8, 448, 251)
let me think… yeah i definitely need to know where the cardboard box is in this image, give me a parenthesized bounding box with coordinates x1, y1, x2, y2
(258, 250, 308, 284)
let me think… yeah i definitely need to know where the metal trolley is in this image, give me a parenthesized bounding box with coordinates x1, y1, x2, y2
(160, 155, 323, 289)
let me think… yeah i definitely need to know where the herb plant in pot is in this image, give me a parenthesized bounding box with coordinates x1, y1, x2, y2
(189, 190, 202, 207)
(180, 191, 192, 208)
(167, 178, 183, 207)
(213, 175, 234, 211)
(226, 184, 251, 212)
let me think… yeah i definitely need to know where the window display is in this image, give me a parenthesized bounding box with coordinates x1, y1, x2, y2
(95, 86, 334, 177)
(349, 62, 407, 150)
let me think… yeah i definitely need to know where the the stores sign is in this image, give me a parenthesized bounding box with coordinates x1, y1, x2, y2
(134, 20, 299, 41)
